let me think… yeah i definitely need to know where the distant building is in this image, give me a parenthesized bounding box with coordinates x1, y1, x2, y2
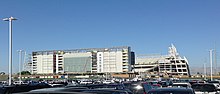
(31, 46, 134, 74)
(134, 44, 190, 76)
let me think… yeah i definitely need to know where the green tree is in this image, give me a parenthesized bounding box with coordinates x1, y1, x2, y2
(0, 72, 5, 75)
(18, 71, 31, 75)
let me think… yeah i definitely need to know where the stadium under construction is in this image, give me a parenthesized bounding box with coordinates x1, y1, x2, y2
(134, 44, 190, 76)
(24, 45, 190, 79)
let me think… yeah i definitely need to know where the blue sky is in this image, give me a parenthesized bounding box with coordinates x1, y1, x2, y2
(0, 0, 219, 73)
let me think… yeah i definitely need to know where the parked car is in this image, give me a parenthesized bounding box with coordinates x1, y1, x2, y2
(13, 81, 28, 85)
(102, 80, 114, 84)
(82, 89, 131, 94)
(16, 90, 93, 94)
(158, 81, 171, 87)
(208, 81, 220, 90)
(189, 80, 205, 85)
(192, 83, 220, 94)
(18, 87, 89, 94)
(123, 81, 152, 94)
(0, 82, 51, 94)
(85, 83, 125, 89)
(171, 82, 191, 88)
(147, 87, 195, 94)
(151, 84, 162, 89)
(79, 80, 93, 84)
(18, 86, 131, 94)
(80, 83, 133, 94)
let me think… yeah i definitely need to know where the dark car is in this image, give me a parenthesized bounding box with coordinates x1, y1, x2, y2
(208, 81, 220, 90)
(16, 91, 93, 94)
(192, 83, 219, 93)
(82, 84, 133, 94)
(147, 87, 195, 94)
(123, 81, 152, 94)
(0, 82, 51, 94)
(82, 83, 125, 89)
(151, 84, 162, 89)
(18, 87, 130, 94)
(82, 89, 130, 94)
(158, 81, 170, 87)
(14, 87, 91, 94)
(18, 86, 89, 93)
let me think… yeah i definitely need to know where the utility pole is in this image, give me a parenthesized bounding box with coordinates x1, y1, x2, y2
(23, 51, 26, 71)
(67, 66, 69, 79)
(204, 63, 206, 80)
(213, 47, 217, 75)
(3, 17, 17, 85)
(210, 49, 213, 81)
(17, 50, 23, 84)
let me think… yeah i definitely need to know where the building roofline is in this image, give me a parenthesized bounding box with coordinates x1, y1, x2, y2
(32, 46, 131, 55)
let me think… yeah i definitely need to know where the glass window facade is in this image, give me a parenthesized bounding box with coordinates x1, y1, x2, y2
(64, 57, 91, 73)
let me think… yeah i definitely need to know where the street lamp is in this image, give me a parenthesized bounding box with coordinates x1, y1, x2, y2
(17, 50, 23, 84)
(3, 16, 17, 85)
(204, 63, 206, 80)
(210, 49, 213, 81)
(23, 51, 26, 72)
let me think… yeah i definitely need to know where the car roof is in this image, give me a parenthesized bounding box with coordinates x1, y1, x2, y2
(16, 91, 93, 94)
(172, 82, 190, 84)
(192, 83, 215, 85)
(148, 87, 193, 92)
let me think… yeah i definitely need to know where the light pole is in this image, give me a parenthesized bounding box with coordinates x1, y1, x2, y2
(66, 66, 69, 79)
(204, 63, 206, 80)
(23, 51, 26, 71)
(3, 17, 17, 85)
(17, 50, 23, 84)
(210, 49, 213, 81)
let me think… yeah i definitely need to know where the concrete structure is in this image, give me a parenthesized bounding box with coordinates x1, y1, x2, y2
(31, 46, 133, 74)
(134, 44, 190, 76)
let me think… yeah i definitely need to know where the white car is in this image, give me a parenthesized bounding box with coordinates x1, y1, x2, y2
(79, 80, 93, 84)
(171, 82, 191, 88)
(13, 81, 28, 85)
(102, 80, 114, 84)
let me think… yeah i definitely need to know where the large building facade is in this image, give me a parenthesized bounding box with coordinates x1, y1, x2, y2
(31, 46, 133, 74)
(134, 44, 190, 76)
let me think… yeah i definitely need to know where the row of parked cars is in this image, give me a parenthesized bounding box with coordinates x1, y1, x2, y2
(1, 79, 220, 94)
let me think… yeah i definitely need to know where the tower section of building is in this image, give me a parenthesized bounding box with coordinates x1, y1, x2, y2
(30, 46, 133, 74)
(32, 52, 55, 74)
(97, 51, 123, 73)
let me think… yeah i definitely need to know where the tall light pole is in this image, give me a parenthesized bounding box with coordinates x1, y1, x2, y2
(3, 17, 17, 85)
(17, 50, 23, 84)
(23, 51, 26, 72)
(210, 49, 213, 81)
(66, 66, 69, 79)
(204, 63, 206, 80)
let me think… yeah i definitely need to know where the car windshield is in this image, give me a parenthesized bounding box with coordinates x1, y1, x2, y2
(192, 84, 216, 92)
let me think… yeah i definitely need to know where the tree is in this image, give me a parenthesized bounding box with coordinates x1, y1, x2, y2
(18, 71, 31, 75)
(0, 72, 5, 75)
